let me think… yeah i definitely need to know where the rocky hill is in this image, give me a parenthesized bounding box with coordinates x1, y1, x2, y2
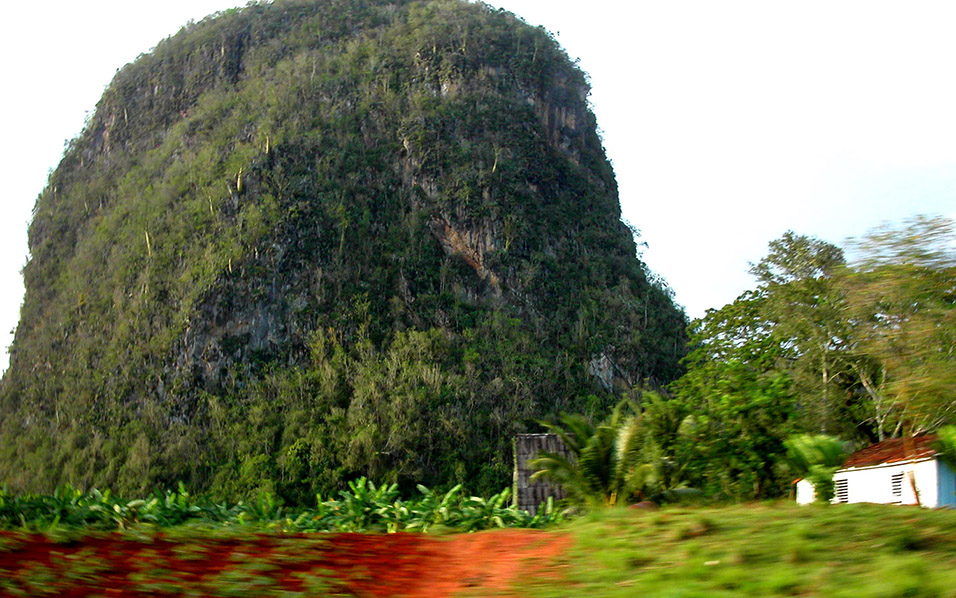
(0, 0, 686, 500)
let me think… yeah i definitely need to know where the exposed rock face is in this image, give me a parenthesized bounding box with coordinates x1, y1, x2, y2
(429, 216, 502, 295)
(0, 0, 686, 497)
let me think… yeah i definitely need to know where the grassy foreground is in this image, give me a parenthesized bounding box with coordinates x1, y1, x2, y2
(2, 500, 956, 596)
(522, 502, 956, 598)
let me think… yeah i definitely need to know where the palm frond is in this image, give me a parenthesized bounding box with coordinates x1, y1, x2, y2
(784, 434, 847, 477)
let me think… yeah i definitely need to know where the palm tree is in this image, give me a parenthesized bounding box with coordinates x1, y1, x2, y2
(783, 434, 847, 503)
(530, 401, 658, 508)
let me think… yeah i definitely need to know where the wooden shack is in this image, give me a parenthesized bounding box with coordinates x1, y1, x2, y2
(513, 433, 571, 515)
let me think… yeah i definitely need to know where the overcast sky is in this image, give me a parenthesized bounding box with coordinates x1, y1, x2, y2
(2, 1, 955, 373)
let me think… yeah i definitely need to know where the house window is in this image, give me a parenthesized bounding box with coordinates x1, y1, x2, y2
(891, 472, 904, 499)
(834, 479, 849, 503)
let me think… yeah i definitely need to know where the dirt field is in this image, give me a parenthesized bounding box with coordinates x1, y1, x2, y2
(0, 528, 570, 597)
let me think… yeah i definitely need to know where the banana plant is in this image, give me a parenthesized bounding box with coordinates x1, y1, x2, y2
(405, 484, 462, 531)
(334, 478, 400, 531)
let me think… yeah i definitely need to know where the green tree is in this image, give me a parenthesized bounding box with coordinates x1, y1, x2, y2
(531, 401, 659, 508)
(843, 215, 956, 438)
(749, 232, 854, 435)
(932, 425, 956, 470)
(668, 293, 798, 499)
(663, 217, 955, 503)
(783, 434, 847, 503)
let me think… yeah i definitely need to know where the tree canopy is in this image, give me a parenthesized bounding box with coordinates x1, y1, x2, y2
(664, 215, 956, 500)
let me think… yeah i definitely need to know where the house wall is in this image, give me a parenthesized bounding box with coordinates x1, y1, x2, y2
(939, 461, 956, 507)
(833, 458, 939, 507)
(795, 479, 815, 505)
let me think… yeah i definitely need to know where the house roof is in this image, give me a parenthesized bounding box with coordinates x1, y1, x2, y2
(841, 434, 939, 469)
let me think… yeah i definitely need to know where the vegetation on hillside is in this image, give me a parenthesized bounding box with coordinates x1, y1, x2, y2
(0, 0, 686, 500)
(2, 0, 951, 516)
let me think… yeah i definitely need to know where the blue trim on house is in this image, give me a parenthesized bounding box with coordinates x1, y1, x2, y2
(939, 460, 956, 507)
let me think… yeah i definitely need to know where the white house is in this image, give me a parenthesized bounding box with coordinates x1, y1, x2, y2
(796, 434, 956, 508)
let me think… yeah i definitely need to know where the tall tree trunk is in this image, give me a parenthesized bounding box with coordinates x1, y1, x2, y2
(821, 349, 830, 433)
(902, 428, 921, 506)
(855, 363, 888, 441)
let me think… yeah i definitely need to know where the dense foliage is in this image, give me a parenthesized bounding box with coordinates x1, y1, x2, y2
(531, 400, 661, 507)
(0, 478, 559, 533)
(0, 0, 686, 499)
(533, 216, 955, 506)
(782, 435, 847, 503)
(659, 216, 956, 500)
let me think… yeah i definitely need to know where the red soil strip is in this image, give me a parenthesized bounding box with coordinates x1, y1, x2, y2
(0, 528, 570, 597)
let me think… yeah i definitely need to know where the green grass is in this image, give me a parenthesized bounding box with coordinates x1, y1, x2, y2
(5, 487, 956, 596)
(521, 502, 956, 597)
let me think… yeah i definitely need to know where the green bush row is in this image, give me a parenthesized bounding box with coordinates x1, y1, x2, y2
(0, 477, 561, 533)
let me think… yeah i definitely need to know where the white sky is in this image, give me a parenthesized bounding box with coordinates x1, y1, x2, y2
(2, 1, 956, 373)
